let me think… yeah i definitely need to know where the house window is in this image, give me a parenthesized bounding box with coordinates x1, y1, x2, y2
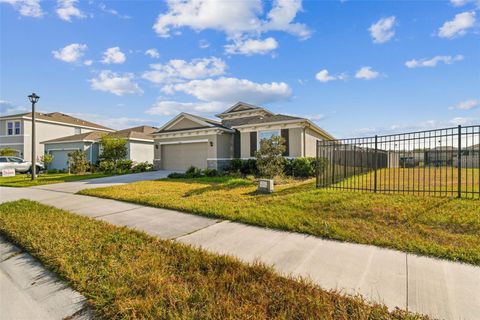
(7, 122, 13, 135)
(6, 121, 21, 135)
(258, 130, 280, 148)
(14, 121, 21, 135)
(74, 127, 81, 134)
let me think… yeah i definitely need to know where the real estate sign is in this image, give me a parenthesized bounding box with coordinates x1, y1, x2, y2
(1, 169, 15, 177)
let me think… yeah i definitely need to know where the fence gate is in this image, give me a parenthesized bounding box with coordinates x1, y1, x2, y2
(316, 125, 480, 199)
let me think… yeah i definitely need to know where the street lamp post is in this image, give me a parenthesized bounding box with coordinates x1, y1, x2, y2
(28, 93, 40, 180)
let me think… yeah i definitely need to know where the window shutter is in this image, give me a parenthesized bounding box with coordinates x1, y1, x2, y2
(233, 131, 241, 158)
(250, 131, 257, 157)
(281, 129, 289, 156)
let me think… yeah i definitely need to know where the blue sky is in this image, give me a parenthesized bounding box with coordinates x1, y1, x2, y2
(1, 0, 479, 138)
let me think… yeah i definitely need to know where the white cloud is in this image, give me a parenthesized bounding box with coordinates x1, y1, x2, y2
(98, 2, 130, 19)
(449, 116, 479, 125)
(146, 100, 225, 116)
(163, 77, 292, 104)
(0, 0, 43, 17)
(145, 48, 160, 58)
(153, 0, 310, 39)
(355, 66, 380, 80)
(52, 43, 87, 63)
(369, 16, 396, 43)
(405, 55, 464, 68)
(199, 39, 210, 49)
(56, 0, 85, 22)
(83, 59, 93, 66)
(101, 47, 126, 64)
(438, 11, 476, 38)
(89, 70, 143, 96)
(451, 99, 479, 110)
(0, 100, 28, 115)
(450, 0, 480, 7)
(142, 57, 227, 84)
(225, 37, 278, 55)
(315, 69, 347, 83)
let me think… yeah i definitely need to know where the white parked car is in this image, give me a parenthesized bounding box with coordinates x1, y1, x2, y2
(0, 156, 44, 174)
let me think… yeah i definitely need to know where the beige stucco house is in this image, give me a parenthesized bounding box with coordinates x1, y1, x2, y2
(153, 102, 334, 171)
(0, 112, 114, 160)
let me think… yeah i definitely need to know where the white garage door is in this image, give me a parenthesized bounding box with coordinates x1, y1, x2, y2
(49, 150, 73, 170)
(161, 143, 208, 170)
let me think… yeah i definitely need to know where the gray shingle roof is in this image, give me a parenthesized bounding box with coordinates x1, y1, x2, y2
(221, 114, 304, 127)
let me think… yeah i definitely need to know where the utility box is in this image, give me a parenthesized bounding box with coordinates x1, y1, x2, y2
(258, 179, 274, 193)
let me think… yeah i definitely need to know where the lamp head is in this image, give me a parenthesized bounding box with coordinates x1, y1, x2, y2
(28, 93, 40, 103)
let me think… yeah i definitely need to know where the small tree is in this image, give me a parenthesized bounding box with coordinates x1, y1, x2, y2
(0, 148, 18, 156)
(99, 136, 128, 168)
(255, 135, 286, 179)
(40, 154, 54, 171)
(68, 150, 89, 174)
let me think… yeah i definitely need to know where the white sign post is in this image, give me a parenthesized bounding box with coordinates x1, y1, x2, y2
(1, 169, 16, 177)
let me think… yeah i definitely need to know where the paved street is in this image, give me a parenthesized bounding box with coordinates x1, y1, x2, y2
(1, 184, 479, 320)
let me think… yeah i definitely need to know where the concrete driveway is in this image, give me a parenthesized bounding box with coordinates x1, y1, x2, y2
(31, 170, 174, 193)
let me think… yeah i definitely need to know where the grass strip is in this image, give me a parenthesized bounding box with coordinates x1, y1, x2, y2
(0, 172, 113, 187)
(0, 199, 427, 319)
(79, 177, 480, 265)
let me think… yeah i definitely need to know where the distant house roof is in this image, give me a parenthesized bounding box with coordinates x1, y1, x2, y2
(221, 114, 304, 127)
(41, 131, 107, 144)
(0, 112, 114, 131)
(156, 112, 233, 133)
(42, 126, 158, 144)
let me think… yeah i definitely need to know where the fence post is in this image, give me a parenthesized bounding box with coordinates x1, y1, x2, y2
(457, 125, 462, 198)
(374, 135, 378, 193)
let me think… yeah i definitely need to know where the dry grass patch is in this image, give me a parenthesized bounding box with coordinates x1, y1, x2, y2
(0, 200, 426, 319)
(79, 177, 480, 265)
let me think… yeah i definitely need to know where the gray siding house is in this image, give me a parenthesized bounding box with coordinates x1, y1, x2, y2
(153, 102, 334, 171)
(0, 112, 114, 160)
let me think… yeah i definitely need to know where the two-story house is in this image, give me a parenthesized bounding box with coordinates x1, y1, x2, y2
(0, 112, 114, 160)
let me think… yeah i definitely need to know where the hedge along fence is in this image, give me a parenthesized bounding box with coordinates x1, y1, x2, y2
(226, 157, 324, 178)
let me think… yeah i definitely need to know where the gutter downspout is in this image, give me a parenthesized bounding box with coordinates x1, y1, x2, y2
(303, 126, 306, 157)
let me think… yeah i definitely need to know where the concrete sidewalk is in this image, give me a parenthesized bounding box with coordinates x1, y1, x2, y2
(1, 186, 479, 320)
(0, 236, 91, 320)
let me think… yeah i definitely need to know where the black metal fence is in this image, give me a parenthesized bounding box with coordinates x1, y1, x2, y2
(316, 125, 480, 199)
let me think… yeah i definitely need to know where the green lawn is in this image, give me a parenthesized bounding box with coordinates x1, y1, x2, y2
(0, 200, 426, 319)
(0, 172, 113, 187)
(80, 177, 480, 265)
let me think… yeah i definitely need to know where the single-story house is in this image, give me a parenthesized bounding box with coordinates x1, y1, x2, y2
(153, 102, 334, 171)
(42, 126, 156, 170)
(453, 144, 480, 168)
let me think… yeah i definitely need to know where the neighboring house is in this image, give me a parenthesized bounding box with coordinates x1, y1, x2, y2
(453, 144, 480, 168)
(0, 112, 114, 160)
(41, 126, 156, 170)
(425, 146, 458, 166)
(153, 102, 334, 171)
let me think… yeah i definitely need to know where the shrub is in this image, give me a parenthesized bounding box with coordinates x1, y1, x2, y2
(99, 160, 116, 173)
(40, 154, 54, 171)
(47, 169, 59, 174)
(0, 148, 18, 156)
(132, 162, 153, 173)
(203, 168, 219, 177)
(98, 136, 127, 164)
(167, 172, 187, 179)
(289, 157, 316, 178)
(255, 136, 286, 179)
(227, 159, 258, 176)
(116, 159, 133, 172)
(68, 150, 89, 174)
(185, 166, 203, 178)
